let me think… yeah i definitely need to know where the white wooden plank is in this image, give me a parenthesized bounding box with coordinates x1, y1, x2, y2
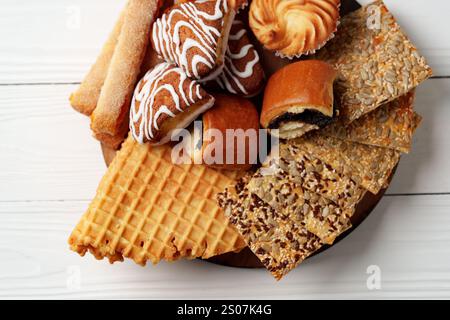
(0, 0, 449, 85)
(0, 195, 449, 299)
(0, 0, 448, 301)
(0, 0, 126, 84)
(0, 79, 448, 202)
(388, 78, 450, 195)
(0, 84, 106, 202)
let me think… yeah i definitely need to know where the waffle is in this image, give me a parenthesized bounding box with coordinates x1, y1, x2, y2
(69, 136, 246, 265)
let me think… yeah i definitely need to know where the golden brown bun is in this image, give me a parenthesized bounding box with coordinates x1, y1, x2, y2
(260, 60, 337, 138)
(201, 94, 260, 171)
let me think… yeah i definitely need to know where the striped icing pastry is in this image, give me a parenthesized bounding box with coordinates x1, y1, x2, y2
(249, 0, 341, 58)
(130, 62, 214, 145)
(177, 0, 249, 11)
(151, 0, 235, 81)
(212, 20, 265, 97)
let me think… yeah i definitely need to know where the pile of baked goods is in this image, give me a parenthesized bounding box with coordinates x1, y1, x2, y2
(68, 0, 432, 280)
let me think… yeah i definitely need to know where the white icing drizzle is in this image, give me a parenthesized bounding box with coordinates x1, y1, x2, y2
(152, 0, 229, 80)
(214, 20, 261, 96)
(228, 28, 246, 41)
(130, 62, 204, 144)
(228, 44, 252, 59)
(154, 106, 176, 131)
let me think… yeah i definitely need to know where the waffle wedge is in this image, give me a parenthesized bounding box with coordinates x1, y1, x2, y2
(69, 136, 246, 265)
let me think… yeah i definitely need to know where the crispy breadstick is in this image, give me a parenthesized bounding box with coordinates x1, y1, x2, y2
(91, 0, 159, 148)
(69, 7, 126, 116)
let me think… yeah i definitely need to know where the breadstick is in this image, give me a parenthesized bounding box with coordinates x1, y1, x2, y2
(91, 0, 159, 148)
(69, 7, 126, 116)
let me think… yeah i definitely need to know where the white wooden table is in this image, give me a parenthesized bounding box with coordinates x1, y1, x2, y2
(1, 0, 449, 299)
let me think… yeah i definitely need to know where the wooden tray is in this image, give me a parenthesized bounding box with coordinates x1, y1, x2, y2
(101, 143, 394, 268)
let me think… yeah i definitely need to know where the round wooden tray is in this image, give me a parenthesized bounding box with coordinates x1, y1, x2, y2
(101, 143, 394, 268)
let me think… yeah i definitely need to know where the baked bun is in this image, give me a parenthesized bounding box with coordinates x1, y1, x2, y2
(208, 20, 265, 97)
(249, 0, 341, 58)
(130, 62, 214, 145)
(196, 94, 260, 170)
(151, 0, 235, 81)
(261, 60, 337, 139)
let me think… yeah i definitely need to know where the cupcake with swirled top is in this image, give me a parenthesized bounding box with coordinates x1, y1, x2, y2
(249, 0, 341, 59)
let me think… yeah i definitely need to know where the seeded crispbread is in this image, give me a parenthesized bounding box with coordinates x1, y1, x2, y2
(292, 133, 400, 194)
(313, 0, 432, 124)
(217, 175, 323, 280)
(323, 91, 420, 153)
(247, 172, 352, 245)
(274, 143, 366, 208)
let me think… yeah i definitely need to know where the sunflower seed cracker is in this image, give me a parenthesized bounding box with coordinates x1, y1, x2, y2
(217, 175, 322, 280)
(313, 1, 432, 124)
(323, 91, 421, 153)
(248, 172, 352, 245)
(274, 143, 367, 208)
(292, 133, 400, 194)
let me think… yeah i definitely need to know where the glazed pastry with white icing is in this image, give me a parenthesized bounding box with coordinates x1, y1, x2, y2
(130, 62, 215, 145)
(209, 20, 265, 97)
(249, 0, 341, 58)
(176, 0, 249, 12)
(151, 0, 236, 81)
